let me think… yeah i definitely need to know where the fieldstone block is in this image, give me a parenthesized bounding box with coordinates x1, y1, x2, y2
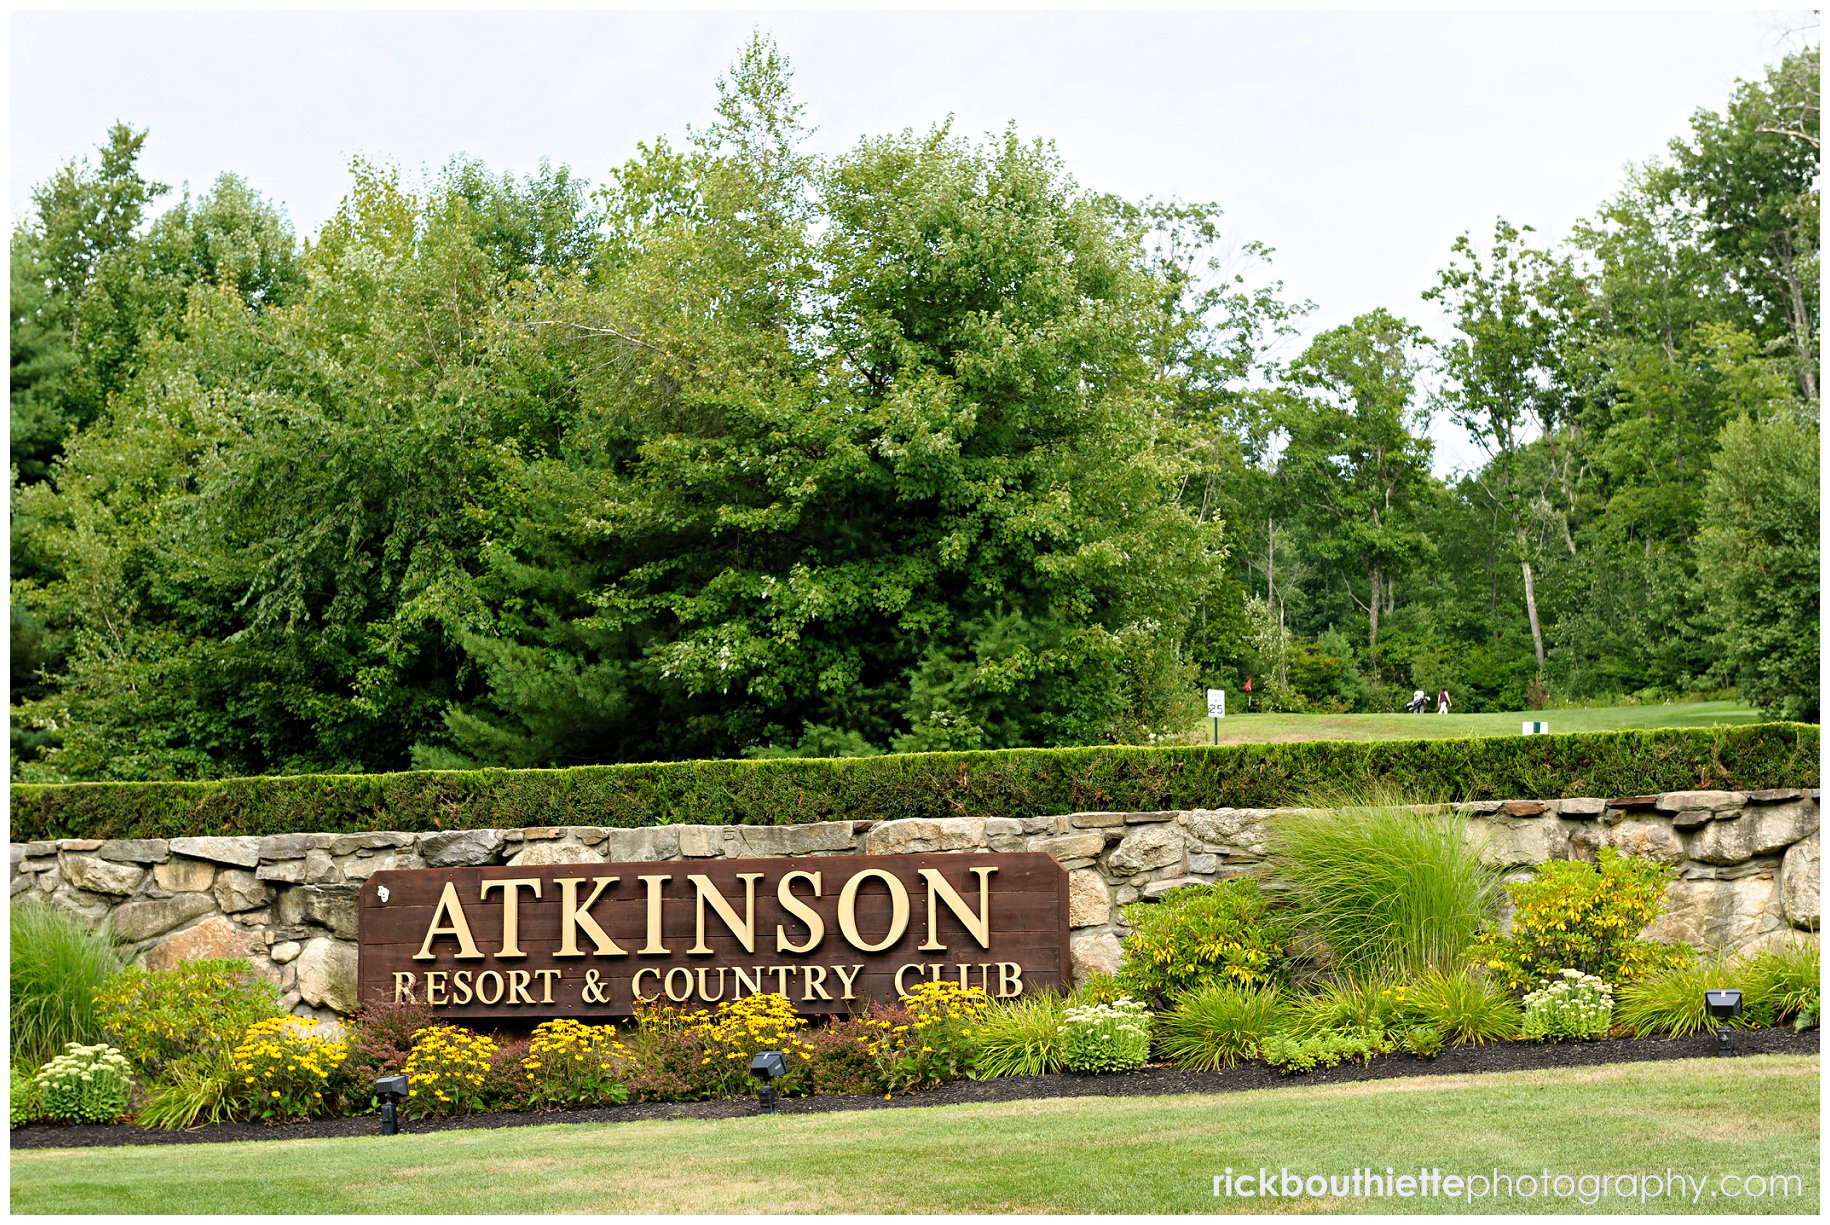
(1556, 798, 1607, 818)
(1185, 809, 1270, 856)
(1469, 817, 1570, 870)
(1645, 873, 1787, 955)
(258, 834, 336, 861)
(1608, 795, 1660, 810)
(1748, 788, 1805, 804)
(1067, 870, 1111, 928)
(60, 839, 104, 852)
(418, 829, 505, 868)
(1032, 833, 1106, 862)
(734, 823, 855, 857)
(1105, 823, 1185, 875)
(278, 885, 361, 939)
(675, 827, 724, 858)
(97, 839, 170, 864)
(338, 852, 401, 881)
(1456, 800, 1504, 816)
(270, 940, 302, 964)
(864, 819, 985, 855)
(1069, 929, 1122, 979)
(1501, 800, 1550, 817)
(110, 892, 218, 942)
(1689, 802, 1819, 866)
(295, 938, 360, 1014)
(12, 875, 34, 896)
(1780, 830, 1819, 930)
(1671, 809, 1715, 832)
(152, 858, 216, 893)
(1603, 817, 1686, 865)
(1020, 816, 1066, 836)
(1656, 790, 1747, 813)
(1189, 853, 1219, 875)
(21, 841, 57, 857)
(214, 869, 272, 914)
(331, 832, 413, 856)
(506, 840, 606, 867)
(1142, 876, 1200, 900)
(519, 828, 565, 842)
(1067, 812, 1128, 828)
(256, 859, 307, 884)
(1124, 810, 1177, 824)
(598, 826, 681, 863)
(61, 854, 145, 897)
(169, 837, 261, 868)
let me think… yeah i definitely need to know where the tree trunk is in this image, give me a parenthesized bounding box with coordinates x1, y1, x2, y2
(1775, 237, 1818, 403)
(1520, 553, 1546, 669)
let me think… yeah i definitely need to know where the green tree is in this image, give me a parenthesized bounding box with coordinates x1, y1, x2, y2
(1696, 409, 1819, 719)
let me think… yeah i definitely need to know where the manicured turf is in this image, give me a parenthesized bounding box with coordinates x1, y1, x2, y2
(1186, 700, 1764, 746)
(11, 1055, 1817, 1214)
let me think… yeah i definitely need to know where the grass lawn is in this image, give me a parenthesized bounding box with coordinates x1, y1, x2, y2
(11, 1054, 1817, 1215)
(1181, 699, 1766, 746)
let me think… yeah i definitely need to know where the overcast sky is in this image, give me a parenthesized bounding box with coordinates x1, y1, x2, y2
(8, 6, 1816, 474)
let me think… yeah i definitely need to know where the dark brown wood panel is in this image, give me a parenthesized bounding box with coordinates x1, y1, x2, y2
(358, 852, 1071, 1019)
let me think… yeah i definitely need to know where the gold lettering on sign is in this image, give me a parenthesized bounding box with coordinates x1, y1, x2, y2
(425, 971, 449, 1005)
(774, 870, 824, 953)
(393, 972, 418, 1003)
(553, 877, 625, 957)
(638, 875, 670, 955)
(832, 963, 861, 1001)
(917, 866, 996, 950)
(803, 965, 831, 1000)
(837, 869, 909, 952)
(997, 961, 1023, 997)
(480, 878, 542, 958)
(632, 967, 660, 999)
(414, 882, 484, 961)
(689, 873, 763, 954)
(534, 968, 560, 1004)
(664, 967, 693, 1002)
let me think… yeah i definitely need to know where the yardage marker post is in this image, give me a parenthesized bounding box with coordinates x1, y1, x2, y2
(1206, 689, 1225, 745)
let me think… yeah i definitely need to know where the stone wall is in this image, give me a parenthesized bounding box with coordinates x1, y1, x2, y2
(10, 788, 1817, 1020)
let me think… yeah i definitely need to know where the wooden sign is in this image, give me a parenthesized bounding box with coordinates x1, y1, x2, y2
(357, 852, 1070, 1020)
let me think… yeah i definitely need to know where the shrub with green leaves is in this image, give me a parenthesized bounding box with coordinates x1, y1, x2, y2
(1401, 1025, 1444, 1058)
(1521, 970, 1614, 1041)
(1117, 877, 1290, 1008)
(1158, 984, 1285, 1070)
(1261, 1029, 1388, 1075)
(971, 993, 1067, 1078)
(11, 1060, 44, 1126)
(34, 1043, 133, 1123)
(9, 899, 123, 1068)
(1271, 793, 1500, 979)
(1059, 998, 1153, 1074)
(1069, 972, 1124, 1006)
(1472, 849, 1689, 989)
(95, 959, 284, 1078)
(1409, 968, 1522, 1045)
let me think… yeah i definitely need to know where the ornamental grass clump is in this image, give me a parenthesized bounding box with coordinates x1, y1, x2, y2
(520, 1019, 631, 1107)
(1117, 878, 1290, 1009)
(1060, 997, 1152, 1074)
(230, 1017, 349, 1120)
(1158, 984, 1284, 1070)
(9, 901, 123, 1070)
(34, 1043, 133, 1123)
(1408, 968, 1522, 1045)
(1522, 970, 1614, 1041)
(1271, 790, 1499, 979)
(1738, 941, 1820, 1030)
(971, 993, 1067, 1078)
(402, 1025, 498, 1116)
(1472, 850, 1689, 990)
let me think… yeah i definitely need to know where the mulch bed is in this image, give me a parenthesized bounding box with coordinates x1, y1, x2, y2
(12, 1026, 1817, 1151)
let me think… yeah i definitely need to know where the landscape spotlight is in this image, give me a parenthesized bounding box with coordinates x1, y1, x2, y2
(1704, 989, 1743, 1057)
(749, 1050, 788, 1114)
(376, 1074, 410, 1135)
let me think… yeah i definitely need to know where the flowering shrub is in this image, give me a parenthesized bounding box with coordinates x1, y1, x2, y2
(1060, 997, 1153, 1073)
(342, 999, 441, 1093)
(687, 994, 816, 1098)
(880, 982, 988, 1092)
(1473, 851, 1689, 989)
(95, 960, 282, 1078)
(230, 1017, 348, 1120)
(520, 1020, 630, 1108)
(1522, 970, 1614, 1041)
(34, 1043, 133, 1123)
(403, 1025, 498, 1116)
(1117, 878, 1290, 1008)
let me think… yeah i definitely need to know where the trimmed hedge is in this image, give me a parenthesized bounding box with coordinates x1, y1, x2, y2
(8, 723, 1818, 843)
